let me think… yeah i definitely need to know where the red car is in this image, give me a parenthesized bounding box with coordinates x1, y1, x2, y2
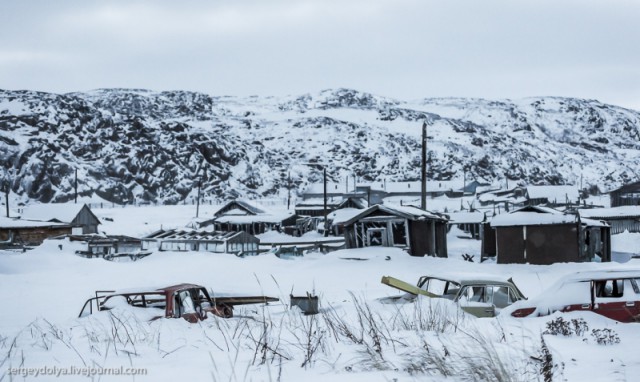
(78, 283, 278, 323)
(507, 269, 640, 322)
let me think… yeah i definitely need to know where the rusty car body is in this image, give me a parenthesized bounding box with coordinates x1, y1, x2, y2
(78, 283, 278, 323)
(507, 269, 640, 322)
(381, 272, 526, 317)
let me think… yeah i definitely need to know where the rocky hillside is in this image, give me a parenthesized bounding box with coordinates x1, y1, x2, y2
(0, 88, 639, 204)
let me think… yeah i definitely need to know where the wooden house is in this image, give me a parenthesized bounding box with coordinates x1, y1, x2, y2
(477, 186, 526, 210)
(0, 217, 76, 248)
(200, 200, 297, 235)
(64, 234, 144, 258)
(20, 203, 101, 234)
(487, 206, 611, 264)
(295, 196, 367, 217)
(142, 229, 260, 256)
(609, 181, 640, 207)
(341, 204, 449, 257)
(578, 206, 640, 234)
(524, 185, 579, 207)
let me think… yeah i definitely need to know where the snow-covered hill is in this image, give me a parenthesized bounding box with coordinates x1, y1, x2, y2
(1, 88, 639, 204)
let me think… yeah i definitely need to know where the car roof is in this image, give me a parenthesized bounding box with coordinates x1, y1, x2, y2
(421, 272, 517, 286)
(558, 269, 640, 283)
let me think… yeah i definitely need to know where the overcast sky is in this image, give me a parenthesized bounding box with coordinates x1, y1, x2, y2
(1, 0, 638, 109)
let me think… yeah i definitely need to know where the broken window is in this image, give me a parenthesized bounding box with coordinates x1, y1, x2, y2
(175, 290, 196, 317)
(367, 228, 385, 246)
(595, 280, 624, 298)
(391, 221, 407, 246)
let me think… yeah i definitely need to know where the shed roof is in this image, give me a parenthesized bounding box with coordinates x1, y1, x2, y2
(20, 203, 98, 224)
(526, 185, 579, 202)
(0, 216, 71, 229)
(578, 206, 640, 219)
(143, 228, 247, 241)
(341, 204, 447, 226)
(214, 200, 267, 216)
(610, 180, 640, 194)
(490, 206, 577, 227)
(446, 211, 486, 224)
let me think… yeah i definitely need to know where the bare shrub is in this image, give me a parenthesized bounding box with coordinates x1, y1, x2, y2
(591, 328, 620, 345)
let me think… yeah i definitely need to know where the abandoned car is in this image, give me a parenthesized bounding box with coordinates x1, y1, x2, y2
(78, 283, 278, 323)
(506, 269, 640, 322)
(381, 273, 526, 317)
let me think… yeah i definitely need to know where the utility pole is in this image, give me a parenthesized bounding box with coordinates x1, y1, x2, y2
(421, 121, 427, 210)
(463, 168, 467, 195)
(4, 185, 8, 218)
(287, 171, 291, 210)
(196, 178, 202, 218)
(74, 168, 78, 204)
(323, 167, 328, 236)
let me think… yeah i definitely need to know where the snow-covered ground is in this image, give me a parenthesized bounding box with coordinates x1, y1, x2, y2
(1, 197, 639, 381)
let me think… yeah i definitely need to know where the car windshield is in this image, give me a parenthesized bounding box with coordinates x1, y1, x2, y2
(417, 277, 461, 300)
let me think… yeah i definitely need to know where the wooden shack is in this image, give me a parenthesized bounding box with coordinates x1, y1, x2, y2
(20, 203, 101, 234)
(0, 217, 75, 247)
(200, 200, 296, 235)
(65, 234, 144, 258)
(578, 206, 640, 234)
(524, 185, 580, 207)
(142, 229, 260, 256)
(488, 206, 611, 264)
(609, 181, 640, 207)
(341, 204, 448, 257)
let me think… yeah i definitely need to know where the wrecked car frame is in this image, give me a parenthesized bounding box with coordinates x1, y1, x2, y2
(78, 283, 278, 323)
(381, 273, 526, 317)
(507, 269, 640, 322)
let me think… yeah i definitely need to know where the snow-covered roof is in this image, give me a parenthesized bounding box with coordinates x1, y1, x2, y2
(296, 197, 352, 208)
(491, 211, 577, 227)
(304, 182, 349, 195)
(526, 185, 579, 202)
(214, 200, 267, 216)
(341, 204, 447, 226)
(328, 208, 364, 225)
(578, 206, 640, 219)
(20, 203, 88, 223)
(143, 228, 247, 241)
(214, 212, 294, 224)
(446, 211, 486, 224)
(0, 216, 70, 228)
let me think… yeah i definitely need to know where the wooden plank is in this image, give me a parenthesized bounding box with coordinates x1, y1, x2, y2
(380, 276, 439, 298)
(212, 296, 279, 306)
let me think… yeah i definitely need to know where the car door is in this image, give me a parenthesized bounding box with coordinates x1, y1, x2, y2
(592, 278, 635, 322)
(457, 285, 496, 317)
(174, 289, 202, 323)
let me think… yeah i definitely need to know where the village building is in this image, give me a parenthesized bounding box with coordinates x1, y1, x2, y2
(0, 217, 77, 248)
(609, 180, 640, 207)
(142, 228, 260, 256)
(578, 206, 640, 234)
(477, 186, 526, 210)
(199, 200, 297, 235)
(486, 206, 611, 264)
(63, 234, 145, 259)
(301, 180, 491, 206)
(295, 196, 367, 217)
(340, 204, 449, 257)
(19, 203, 101, 234)
(524, 185, 580, 207)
